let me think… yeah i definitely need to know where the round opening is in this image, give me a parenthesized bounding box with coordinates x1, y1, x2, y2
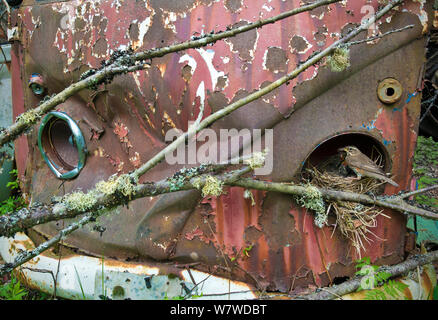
(112, 286, 125, 300)
(302, 133, 389, 178)
(30, 83, 45, 96)
(41, 118, 79, 172)
(38, 112, 87, 179)
(386, 87, 395, 97)
(377, 78, 403, 104)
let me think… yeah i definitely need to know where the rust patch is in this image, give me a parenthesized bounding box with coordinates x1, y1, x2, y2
(290, 35, 311, 54)
(265, 47, 288, 74)
(244, 226, 263, 244)
(224, 0, 243, 13)
(314, 26, 328, 47)
(182, 65, 193, 82)
(225, 21, 258, 62)
(150, 0, 215, 13)
(113, 121, 133, 152)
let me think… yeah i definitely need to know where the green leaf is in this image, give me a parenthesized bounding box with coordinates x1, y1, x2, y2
(433, 285, 438, 300)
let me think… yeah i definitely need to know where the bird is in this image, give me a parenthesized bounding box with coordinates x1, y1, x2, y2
(338, 146, 399, 187)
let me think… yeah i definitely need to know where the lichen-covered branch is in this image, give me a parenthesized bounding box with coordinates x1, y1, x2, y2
(0, 165, 253, 238)
(229, 178, 438, 220)
(296, 250, 438, 300)
(0, 167, 253, 276)
(0, 0, 342, 149)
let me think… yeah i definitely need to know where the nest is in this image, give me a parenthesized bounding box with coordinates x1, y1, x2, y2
(305, 167, 390, 258)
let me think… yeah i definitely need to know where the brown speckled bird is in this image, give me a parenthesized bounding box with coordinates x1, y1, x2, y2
(338, 146, 399, 187)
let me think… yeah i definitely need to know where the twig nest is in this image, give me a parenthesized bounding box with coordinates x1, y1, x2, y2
(303, 167, 388, 257)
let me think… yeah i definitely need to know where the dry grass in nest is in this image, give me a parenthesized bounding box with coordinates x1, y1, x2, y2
(306, 167, 391, 258)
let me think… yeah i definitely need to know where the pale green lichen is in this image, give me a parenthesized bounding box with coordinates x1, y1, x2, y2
(16, 109, 40, 126)
(244, 150, 267, 170)
(62, 190, 98, 212)
(326, 47, 350, 72)
(95, 176, 119, 195)
(244, 189, 256, 206)
(95, 174, 138, 199)
(192, 177, 203, 190)
(116, 174, 138, 198)
(200, 175, 223, 197)
(296, 185, 327, 228)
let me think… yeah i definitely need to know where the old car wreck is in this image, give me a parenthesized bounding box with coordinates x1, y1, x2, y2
(0, 0, 437, 300)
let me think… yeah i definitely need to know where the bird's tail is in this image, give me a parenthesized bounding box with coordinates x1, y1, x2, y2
(366, 171, 399, 187)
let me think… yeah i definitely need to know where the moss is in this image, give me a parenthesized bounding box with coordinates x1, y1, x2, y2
(326, 47, 350, 72)
(296, 185, 327, 228)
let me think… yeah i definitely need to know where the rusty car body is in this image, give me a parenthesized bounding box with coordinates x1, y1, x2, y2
(0, 0, 437, 299)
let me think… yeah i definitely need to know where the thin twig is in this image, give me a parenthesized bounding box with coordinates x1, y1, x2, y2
(420, 91, 438, 123)
(346, 24, 415, 46)
(400, 184, 438, 199)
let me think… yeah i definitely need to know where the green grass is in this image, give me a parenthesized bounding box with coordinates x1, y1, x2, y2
(0, 272, 28, 300)
(412, 136, 438, 209)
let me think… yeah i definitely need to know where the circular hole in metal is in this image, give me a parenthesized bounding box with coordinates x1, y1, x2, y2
(301, 133, 390, 181)
(28, 73, 46, 97)
(377, 78, 403, 104)
(38, 112, 87, 179)
(112, 286, 125, 300)
(386, 87, 395, 97)
(41, 118, 79, 172)
(30, 83, 45, 96)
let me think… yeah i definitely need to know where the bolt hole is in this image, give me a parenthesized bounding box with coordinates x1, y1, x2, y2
(386, 87, 395, 97)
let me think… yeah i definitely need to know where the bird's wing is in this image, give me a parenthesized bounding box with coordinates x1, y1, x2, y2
(346, 154, 385, 175)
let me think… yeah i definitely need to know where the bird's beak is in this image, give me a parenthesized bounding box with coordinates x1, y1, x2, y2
(337, 147, 346, 153)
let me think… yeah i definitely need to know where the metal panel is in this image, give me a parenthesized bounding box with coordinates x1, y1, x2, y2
(5, 0, 435, 294)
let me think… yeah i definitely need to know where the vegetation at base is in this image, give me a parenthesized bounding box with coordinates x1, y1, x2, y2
(0, 169, 25, 216)
(412, 136, 438, 209)
(355, 257, 409, 300)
